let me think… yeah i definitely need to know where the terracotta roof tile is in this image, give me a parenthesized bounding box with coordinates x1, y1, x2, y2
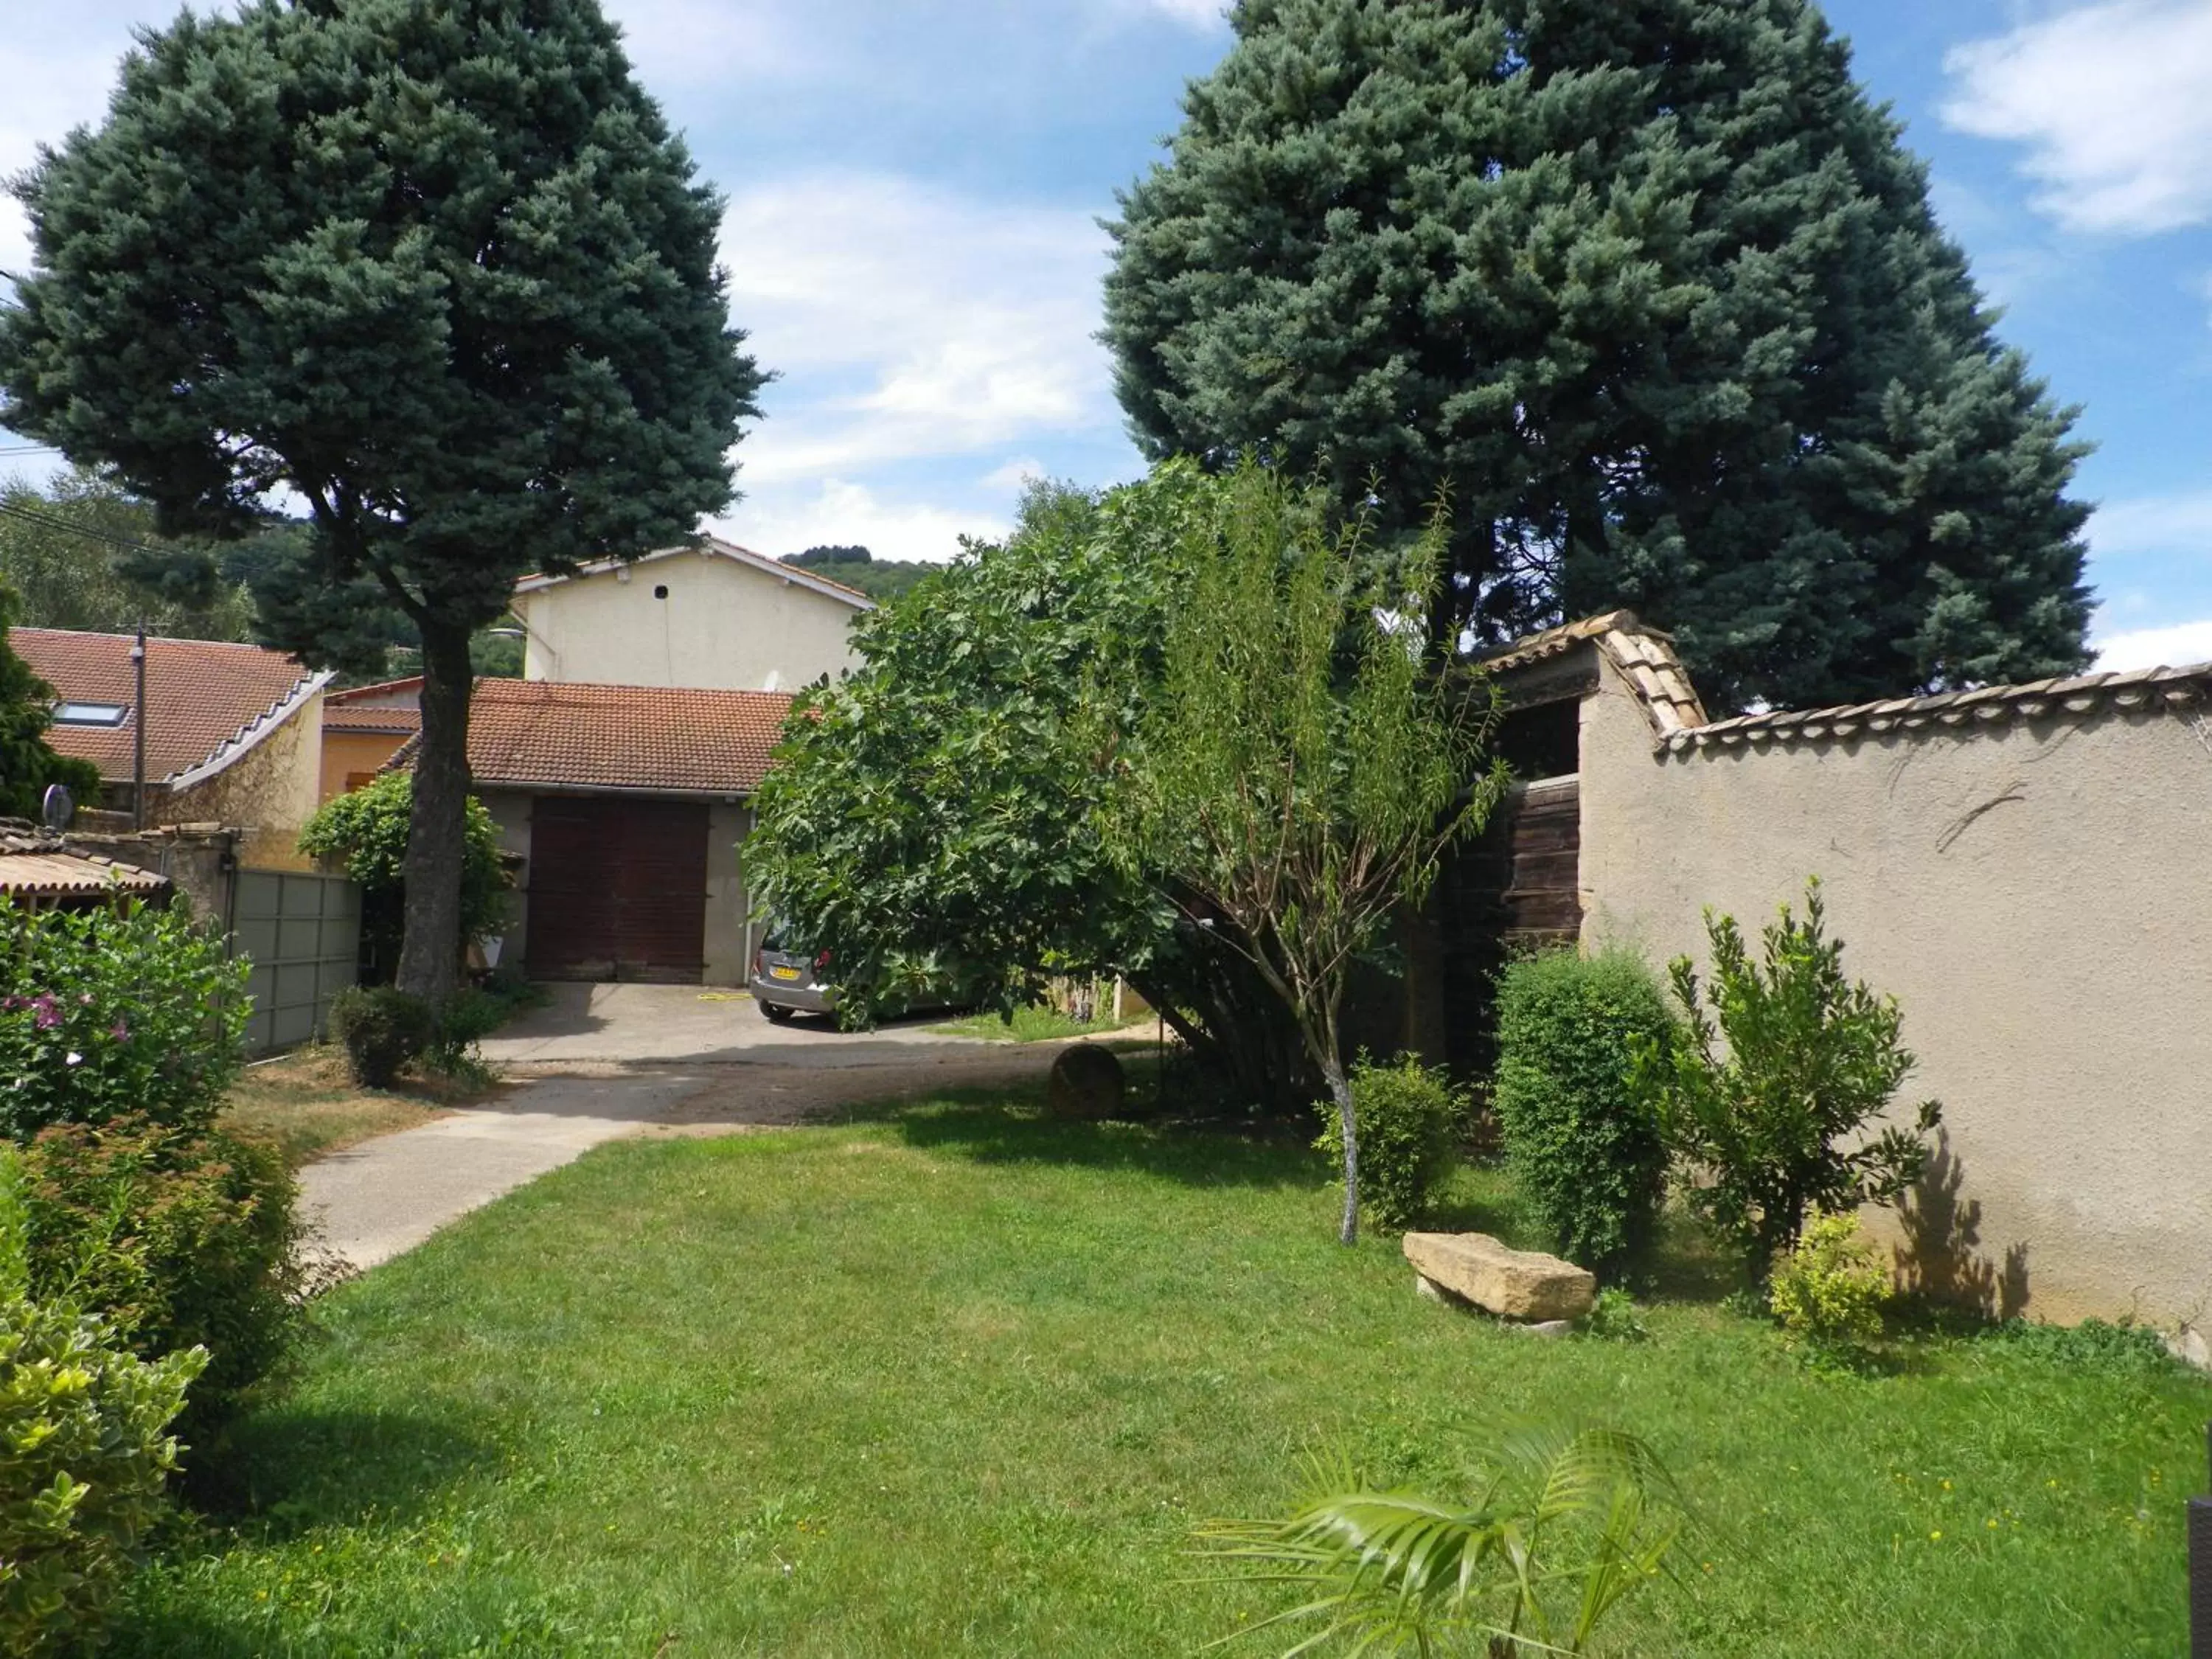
(1479, 611, 1710, 736)
(322, 703, 422, 735)
(0, 824, 172, 900)
(442, 679, 795, 796)
(8, 628, 324, 783)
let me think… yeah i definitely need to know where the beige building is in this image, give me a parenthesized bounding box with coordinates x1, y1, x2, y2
(512, 537, 872, 692)
(1472, 614, 2212, 1353)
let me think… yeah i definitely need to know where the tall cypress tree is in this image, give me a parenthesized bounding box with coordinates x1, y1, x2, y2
(1103, 0, 2093, 712)
(0, 0, 762, 1003)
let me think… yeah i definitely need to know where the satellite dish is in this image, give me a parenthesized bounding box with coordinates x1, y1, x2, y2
(40, 784, 75, 832)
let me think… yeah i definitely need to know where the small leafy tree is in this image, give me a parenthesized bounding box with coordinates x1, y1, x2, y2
(1199, 1426, 1683, 1658)
(1106, 462, 1508, 1244)
(1631, 880, 1940, 1280)
(1, 581, 101, 820)
(748, 470, 1321, 1108)
(299, 773, 507, 982)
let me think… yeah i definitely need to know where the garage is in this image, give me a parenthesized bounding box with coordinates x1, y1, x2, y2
(525, 796, 710, 982)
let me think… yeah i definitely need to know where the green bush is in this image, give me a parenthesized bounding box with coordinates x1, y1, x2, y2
(20, 1119, 317, 1441)
(1314, 1055, 1467, 1234)
(1768, 1210, 1890, 1362)
(0, 902, 248, 1141)
(328, 986, 437, 1088)
(1492, 948, 1675, 1277)
(1630, 878, 1942, 1281)
(298, 771, 509, 981)
(0, 1150, 204, 1655)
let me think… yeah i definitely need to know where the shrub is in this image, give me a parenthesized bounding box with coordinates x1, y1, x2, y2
(0, 901, 248, 1141)
(328, 986, 437, 1088)
(1198, 1426, 1682, 1656)
(19, 1119, 317, 1442)
(1768, 1210, 1890, 1360)
(0, 1150, 204, 1655)
(1581, 1287, 1650, 1343)
(298, 771, 509, 981)
(1314, 1055, 1467, 1234)
(1492, 948, 1675, 1277)
(1630, 878, 1942, 1281)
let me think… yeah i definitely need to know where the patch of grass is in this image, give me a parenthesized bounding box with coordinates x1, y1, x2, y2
(115, 1086, 2208, 1655)
(217, 1046, 469, 1168)
(931, 1002, 1155, 1043)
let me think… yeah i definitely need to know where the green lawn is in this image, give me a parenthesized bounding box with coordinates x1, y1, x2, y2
(929, 1002, 1156, 1042)
(114, 1085, 2207, 1656)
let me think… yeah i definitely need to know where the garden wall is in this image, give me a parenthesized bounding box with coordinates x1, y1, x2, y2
(1565, 624, 2212, 1338)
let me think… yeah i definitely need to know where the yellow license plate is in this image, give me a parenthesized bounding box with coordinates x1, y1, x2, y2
(770, 966, 801, 981)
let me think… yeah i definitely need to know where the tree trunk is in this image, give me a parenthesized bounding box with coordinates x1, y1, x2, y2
(394, 616, 474, 1010)
(1325, 1055, 1358, 1246)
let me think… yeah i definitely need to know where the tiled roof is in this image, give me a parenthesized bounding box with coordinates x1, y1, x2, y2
(323, 702, 422, 735)
(1480, 611, 1709, 737)
(390, 679, 796, 796)
(1660, 662, 2212, 755)
(1481, 611, 2212, 754)
(512, 536, 877, 610)
(7, 628, 328, 785)
(0, 825, 171, 900)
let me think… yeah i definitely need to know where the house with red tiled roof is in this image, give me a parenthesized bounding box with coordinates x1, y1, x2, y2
(511, 535, 872, 693)
(387, 678, 794, 984)
(9, 627, 331, 867)
(320, 677, 424, 801)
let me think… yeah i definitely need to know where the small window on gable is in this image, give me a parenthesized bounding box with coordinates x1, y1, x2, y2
(54, 702, 129, 727)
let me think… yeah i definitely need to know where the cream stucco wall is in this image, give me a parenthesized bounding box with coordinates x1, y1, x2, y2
(164, 689, 326, 872)
(705, 802, 753, 986)
(517, 551, 862, 690)
(1576, 653, 2212, 1331)
(481, 790, 534, 970)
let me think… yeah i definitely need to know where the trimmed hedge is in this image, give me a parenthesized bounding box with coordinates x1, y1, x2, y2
(1492, 949, 1675, 1277)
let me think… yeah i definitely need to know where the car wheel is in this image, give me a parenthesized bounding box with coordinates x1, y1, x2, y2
(760, 1001, 796, 1023)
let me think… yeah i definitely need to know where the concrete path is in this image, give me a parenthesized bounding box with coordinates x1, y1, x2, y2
(302, 984, 1086, 1273)
(298, 1070, 711, 1270)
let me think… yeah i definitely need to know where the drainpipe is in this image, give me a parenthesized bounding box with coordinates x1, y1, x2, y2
(131, 622, 147, 831)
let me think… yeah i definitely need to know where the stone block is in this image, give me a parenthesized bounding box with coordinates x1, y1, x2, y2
(1403, 1231, 1596, 1322)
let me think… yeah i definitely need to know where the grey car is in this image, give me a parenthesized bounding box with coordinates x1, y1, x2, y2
(749, 928, 837, 1022)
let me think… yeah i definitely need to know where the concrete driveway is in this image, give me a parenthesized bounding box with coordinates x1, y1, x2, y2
(302, 983, 1078, 1272)
(476, 981, 988, 1068)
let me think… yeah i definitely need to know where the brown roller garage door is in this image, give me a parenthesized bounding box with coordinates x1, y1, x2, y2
(526, 796, 709, 982)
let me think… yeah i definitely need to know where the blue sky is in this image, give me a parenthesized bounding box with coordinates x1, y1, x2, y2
(4, 0, 2208, 667)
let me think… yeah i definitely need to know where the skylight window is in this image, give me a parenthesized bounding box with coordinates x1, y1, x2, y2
(53, 702, 130, 727)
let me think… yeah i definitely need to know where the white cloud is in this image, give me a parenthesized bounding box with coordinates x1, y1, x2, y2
(979, 456, 1049, 491)
(2095, 618, 2212, 669)
(0, 38, 128, 282)
(1114, 0, 1228, 27)
(2088, 490, 2212, 558)
(1944, 2, 2212, 235)
(717, 476, 1006, 563)
(599, 0, 818, 89)
(719, 171, 1117, 484)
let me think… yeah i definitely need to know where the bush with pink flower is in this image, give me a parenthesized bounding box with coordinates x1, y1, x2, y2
(0, 902, 249, 1141)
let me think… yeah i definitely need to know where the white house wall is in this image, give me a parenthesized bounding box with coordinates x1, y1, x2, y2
(518, 550, 861, 691)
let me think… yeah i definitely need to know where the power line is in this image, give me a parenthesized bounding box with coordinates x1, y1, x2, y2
(0, 445, 61, 456)
(0, 496, 173, 558)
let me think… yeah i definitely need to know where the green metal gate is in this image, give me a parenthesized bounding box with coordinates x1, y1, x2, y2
(229, 869, 361, 1054)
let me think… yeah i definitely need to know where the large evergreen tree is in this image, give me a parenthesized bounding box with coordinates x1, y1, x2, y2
(0, 0, 762, 1002)
(1103, 0, 2093, 712)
